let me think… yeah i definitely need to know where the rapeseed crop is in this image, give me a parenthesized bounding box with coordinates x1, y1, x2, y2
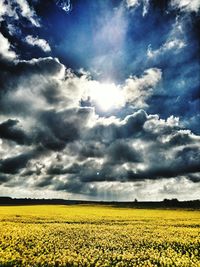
(0, 205, 199, 266)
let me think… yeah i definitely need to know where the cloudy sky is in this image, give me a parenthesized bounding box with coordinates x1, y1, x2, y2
(0, 0, 199, 201)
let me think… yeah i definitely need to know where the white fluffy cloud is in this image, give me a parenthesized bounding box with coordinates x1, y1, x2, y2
(147, 16, 187, 59)
(0, 0, 39, 26)
(56, 0, 71, 13)
(123, 68, 162, 108)
(15, 0, 40, 26)
(147, 39, 186, 58)
(0, 33, 17, 59)
(0, 0, 41, 59)
(25, 35, 51, 52)
(171, 0, 200, 12)
(126, 0, 139, 8)
(147, 38, 186, 58)
(125, 0, 150, 16)
(0, 0, 16, 21)
(142, 0, 149, 16)
(126, 0, 200, 13)
(56, 67, 162, 110)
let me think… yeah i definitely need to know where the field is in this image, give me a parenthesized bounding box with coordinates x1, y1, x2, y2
(0, 205, 199, 267)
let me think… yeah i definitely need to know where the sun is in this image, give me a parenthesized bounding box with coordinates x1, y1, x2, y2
(89, 82, 124, 111)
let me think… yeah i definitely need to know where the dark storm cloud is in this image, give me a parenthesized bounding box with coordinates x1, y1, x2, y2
(80, 143, 200, 183)
(47, 165, 67, 175)
(0, 57, 63, 94)
(107, 140, 141, 164)
(176, 146, 200, 173)
(35, 175, 54, 188)
(124, 143, 200, 181)
(72, 144, 200, 184)
(0, 149, 40, 174)
(34, 113, 200, 186)
(55, 179, 98, 196)
(35, 107, 93, 151)
(46, 162, 82, 176)
(126, 161, 200, 182)
(187, 173, 200, 183)
(78, 142, 104, 160)
(35, 109, 79, 151)
(0, 53, 93, 152)
(88, 109, 148, 143)
(0, 57, 65, 117)
(167, 131, 197, 147)
(0, 119, 30, 145)
(0, 174, 11, 184)
(87, 109, 180, 145)
(64, 114, 200, 184)
(7, 103, 198, 197)
(34, 171, 98, 196)
(120, 109, 148, 138)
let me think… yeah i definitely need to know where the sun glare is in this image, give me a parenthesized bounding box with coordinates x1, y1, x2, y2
(89, 82, 124, 111)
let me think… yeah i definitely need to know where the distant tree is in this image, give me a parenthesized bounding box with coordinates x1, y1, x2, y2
(163, 198, 169, 203)
(163, 198, 179, 206)
(171, 198, 179, 204)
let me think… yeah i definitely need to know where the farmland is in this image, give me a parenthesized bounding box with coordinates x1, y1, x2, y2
(0, 205, 199, 267)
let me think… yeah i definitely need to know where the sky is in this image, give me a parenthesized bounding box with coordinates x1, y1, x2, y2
(0, 0, 199, 201)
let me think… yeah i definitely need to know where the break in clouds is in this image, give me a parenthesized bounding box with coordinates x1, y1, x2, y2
(0, 0, 199, 200)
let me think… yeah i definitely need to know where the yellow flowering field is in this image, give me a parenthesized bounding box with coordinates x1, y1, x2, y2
(0, 205, 199, 267)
